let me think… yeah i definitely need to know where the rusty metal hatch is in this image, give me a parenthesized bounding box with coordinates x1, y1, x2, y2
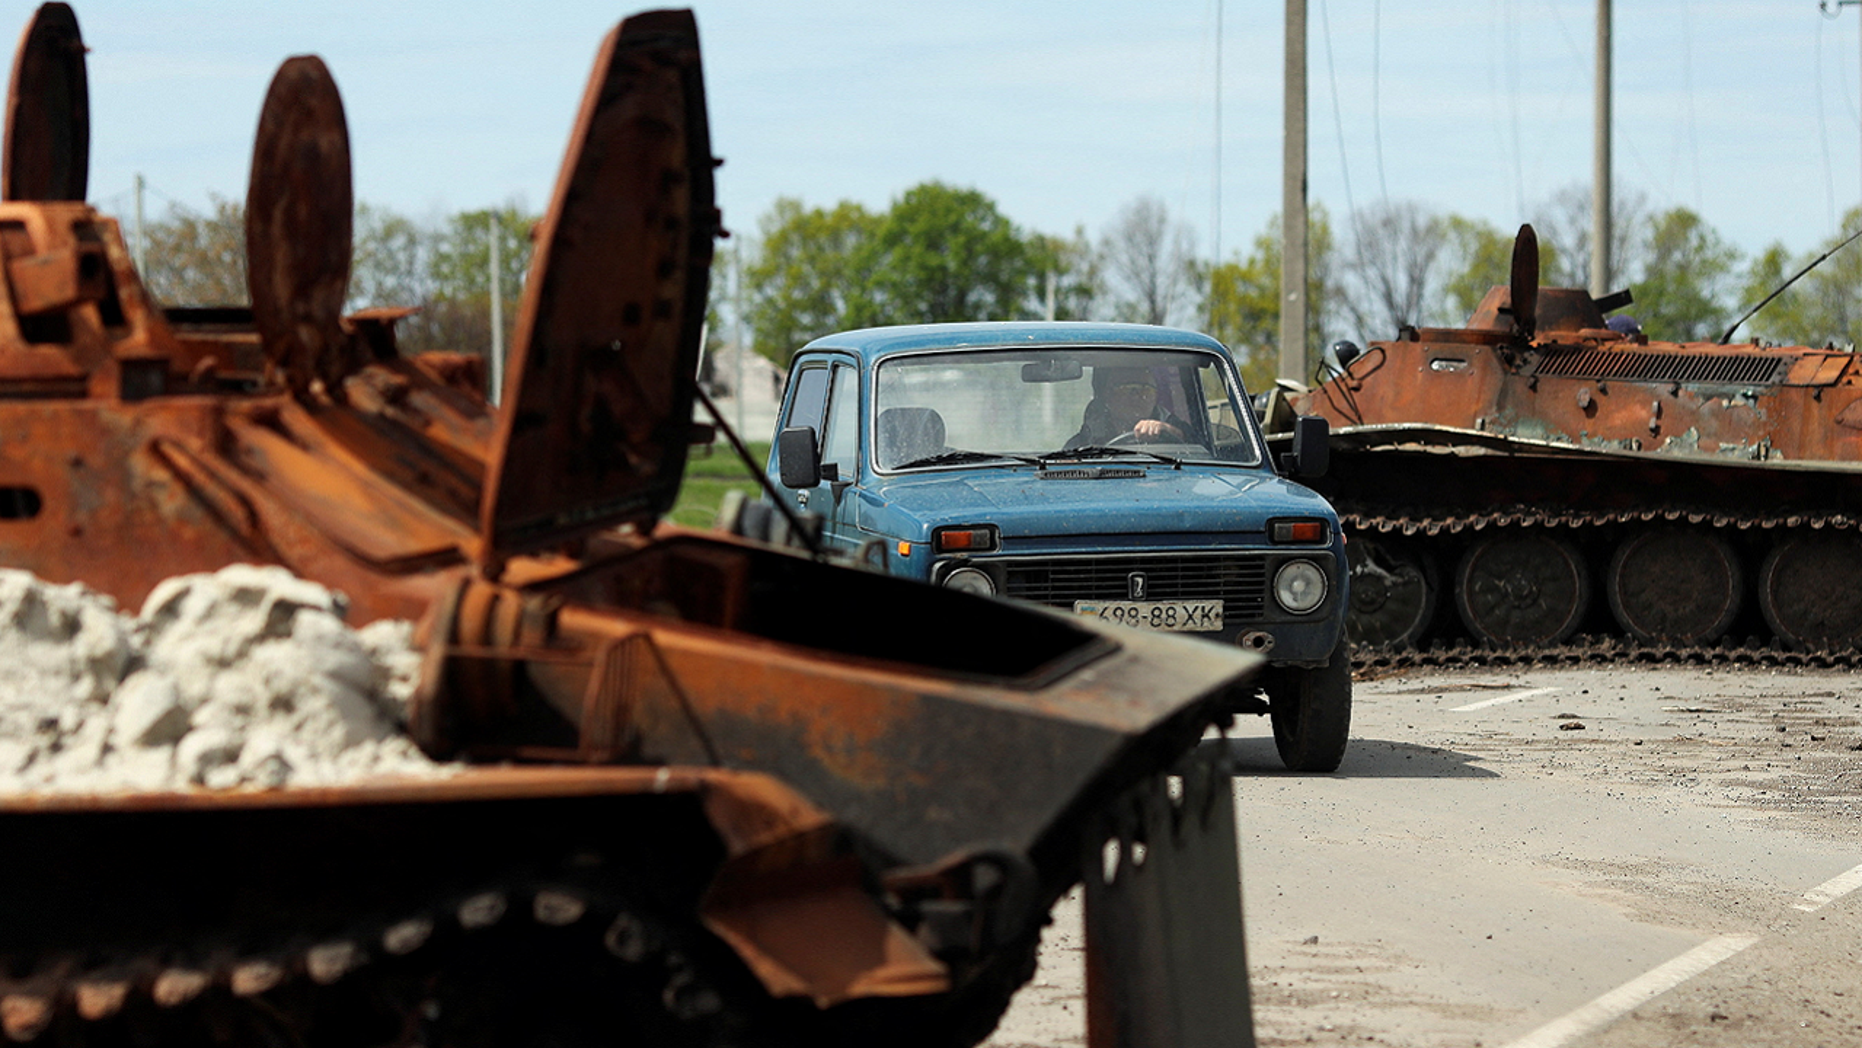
(1530, 347, 1789, 386)
(480, 11, 716, 562)
(1, 1, 85, 202)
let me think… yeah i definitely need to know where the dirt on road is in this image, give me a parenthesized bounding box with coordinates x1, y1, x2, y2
(984, 664, 1862, 1048)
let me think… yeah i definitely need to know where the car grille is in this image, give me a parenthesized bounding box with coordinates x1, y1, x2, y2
(1000, 553, 1268, 616)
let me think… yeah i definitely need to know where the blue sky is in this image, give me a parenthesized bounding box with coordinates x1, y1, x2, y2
(50, 1, 1862, 265)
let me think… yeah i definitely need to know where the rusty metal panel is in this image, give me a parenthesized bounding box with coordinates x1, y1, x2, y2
(413, 538, 1260, 870)
(245, 55, 352, 397)
(1784, 352, 1853, 387)
(480, 10, 716, 562)
(0, 8, 1278, 1039)
(222, 408, 471, 568)
(2, 3, 85, 202)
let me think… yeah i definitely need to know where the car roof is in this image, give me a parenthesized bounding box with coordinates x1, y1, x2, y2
(795, 321, 1231, 365)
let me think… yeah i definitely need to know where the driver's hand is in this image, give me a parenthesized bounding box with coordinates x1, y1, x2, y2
(1133, 419, 1179, 441)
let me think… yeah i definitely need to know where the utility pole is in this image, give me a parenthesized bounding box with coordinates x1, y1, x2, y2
(1822, 0, 1862, 203)
(1279, 0, 1308, 384)
(132, 173, 146, 276)
(1590, 0, 1612, 297)
(489, 213, 504, 406)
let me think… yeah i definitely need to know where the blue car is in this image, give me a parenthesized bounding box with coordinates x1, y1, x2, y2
(762, 322, 1350, 772)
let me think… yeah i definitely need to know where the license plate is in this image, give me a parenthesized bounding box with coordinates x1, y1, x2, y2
(1071, 599, 1223, 632)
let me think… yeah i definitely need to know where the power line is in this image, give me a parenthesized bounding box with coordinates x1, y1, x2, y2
(1506, 0, 1525, 216)
(1318, 0, 1356, 218)
(1372, 0, 1389, 204)
(1818, 9, 1839, 228)
(1682, 0, 1702, 209)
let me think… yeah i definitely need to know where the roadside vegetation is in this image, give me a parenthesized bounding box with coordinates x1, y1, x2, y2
(135, 185, 1862, 404)
(668, 441, 769, 530)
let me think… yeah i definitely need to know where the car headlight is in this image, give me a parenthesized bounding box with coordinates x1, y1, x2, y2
(1273, 559, 1327, 613)
(941, 566, 997, 597)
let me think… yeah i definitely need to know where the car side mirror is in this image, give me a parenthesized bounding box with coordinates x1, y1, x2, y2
(777, 426, 822, 488)
(1278, 415, 1329, 478)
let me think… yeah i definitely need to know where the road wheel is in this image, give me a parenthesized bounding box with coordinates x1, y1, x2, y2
(1346, 536, 1438, 650)
(1758, 532, 1862, 650)
(1454, 532, 1590, 647)
(1606, 528, 1743, 645)
(1269, 644, 1352, 773)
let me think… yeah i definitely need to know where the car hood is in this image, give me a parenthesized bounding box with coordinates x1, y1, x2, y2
(860, 465, 1336, 540)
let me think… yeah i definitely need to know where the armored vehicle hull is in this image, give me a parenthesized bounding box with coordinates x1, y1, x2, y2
(1284, 226, 1862, 660)
(0, 6, 1262, 1046)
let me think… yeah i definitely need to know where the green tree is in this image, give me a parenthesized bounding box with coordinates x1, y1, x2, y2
(1435, 218, 1565, 324)
(1736, 207, 1862, 348)
(1025, 227, 1102, 320)
(743, 197, 877, 365)
(348, 202, 428, 312)
(1732, 241, 1801, 343)
(846, 182, 1038, 328)
(408, 204, 534, 356)
(1439, 217, 1514, 321)
(141, 194, 247, 307)
(1630, 208, 1739, 341)
(1204, 207, 1334, 391)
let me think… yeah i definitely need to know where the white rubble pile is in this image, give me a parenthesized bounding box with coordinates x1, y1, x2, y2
(0, 564, 450, 793)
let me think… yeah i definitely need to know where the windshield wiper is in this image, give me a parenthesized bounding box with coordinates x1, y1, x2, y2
(1038, 445, 1183, 468)
(893, 449, 1043, 470)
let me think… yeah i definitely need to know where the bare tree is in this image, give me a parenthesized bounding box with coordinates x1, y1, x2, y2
(1100, 196, 1197, 326)
(1529, 183, 1650, 290)
(141, 195, 248, 307)
(1336, 200, 1451, 340)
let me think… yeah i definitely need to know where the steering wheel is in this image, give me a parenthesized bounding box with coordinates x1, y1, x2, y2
(1107, 430, 1142, 447)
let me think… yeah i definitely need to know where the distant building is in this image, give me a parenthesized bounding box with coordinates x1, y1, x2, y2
(696, 340, 785, 445)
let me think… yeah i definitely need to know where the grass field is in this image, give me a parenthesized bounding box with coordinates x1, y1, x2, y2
(666, 441, 770, 529)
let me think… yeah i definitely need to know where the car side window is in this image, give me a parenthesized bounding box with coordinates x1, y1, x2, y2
(785, 366, 831, 437)
(821, 365, 859, 475)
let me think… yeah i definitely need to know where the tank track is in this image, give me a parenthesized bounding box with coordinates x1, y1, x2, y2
(0, 786, 1060, 1048)
(1353, 633, 1862, 674)
(1339, 502, 1862, 669)
(0, 871, 773, 1048)
(0, 864, 1045, 1048)
(1342, 504, 1862, 538)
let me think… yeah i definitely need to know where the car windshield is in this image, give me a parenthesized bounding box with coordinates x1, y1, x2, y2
(871, 347, 1261, 471)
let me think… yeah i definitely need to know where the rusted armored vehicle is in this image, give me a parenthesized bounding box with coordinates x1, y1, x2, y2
(1282, 225, 1862, 659)
(0, 6, 1260, 1046)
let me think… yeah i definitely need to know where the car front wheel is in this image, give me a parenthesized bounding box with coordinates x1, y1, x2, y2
(1268, 643, 1352, 773)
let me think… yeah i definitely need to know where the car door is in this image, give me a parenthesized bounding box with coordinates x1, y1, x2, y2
(815, 362, 864, 552)
(771, 355, 862, 553)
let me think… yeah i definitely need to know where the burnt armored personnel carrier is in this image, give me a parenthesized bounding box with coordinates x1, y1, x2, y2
(0, 6, 1260, 1046)
(1283, 225, 1862, 660)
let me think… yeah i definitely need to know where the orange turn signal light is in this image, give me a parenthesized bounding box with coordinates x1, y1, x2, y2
(933, 526, 998, 553)
(1270, 519, 1328, 544)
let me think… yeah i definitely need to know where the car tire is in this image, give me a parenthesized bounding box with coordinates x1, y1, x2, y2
(1269, 643, 1352, 773)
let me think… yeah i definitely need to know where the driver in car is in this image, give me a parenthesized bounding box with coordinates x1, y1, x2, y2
(1064, 366, 1189, 449)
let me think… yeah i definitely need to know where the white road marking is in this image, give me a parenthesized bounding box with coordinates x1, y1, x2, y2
(1496, 935, 1760, 1048)
(1451, 686, 1560, 712)
(1793, 862, 1862, 912)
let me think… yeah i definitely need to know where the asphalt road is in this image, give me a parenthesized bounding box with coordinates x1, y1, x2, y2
(983, 663, 1862, 1048)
